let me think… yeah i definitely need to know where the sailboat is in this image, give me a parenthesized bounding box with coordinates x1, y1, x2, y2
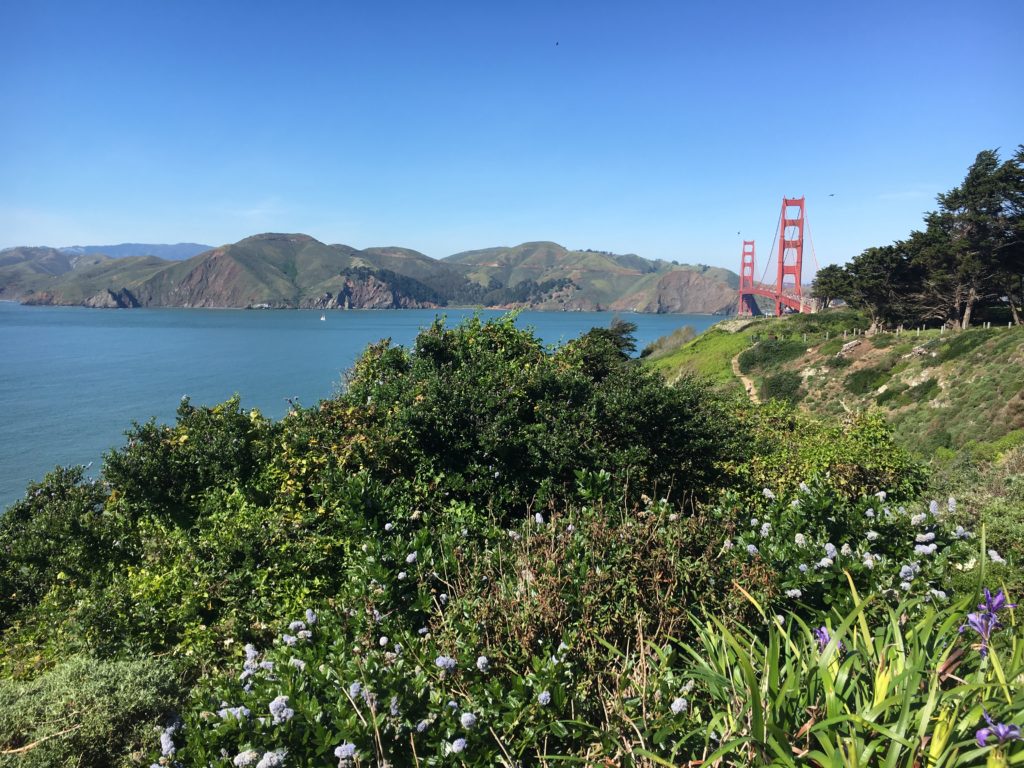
(320, 313, 326, 321)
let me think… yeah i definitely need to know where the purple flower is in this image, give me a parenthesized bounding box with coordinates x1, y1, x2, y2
(288, 620, 306, 633)
(538, 690, 552, 706)
(460, 712, 478, 729)
(976, 711, 1021, 747)
(334, 742, 357, 759)
(670, 696, 688, 714)
(435, 655, 457, 671)
(451, 737, 467, 754)
(159, 728, 176, 756)
(813, 626, 831, 651)
(476, 655, 490, 673)
(961, 589, 1018, 656)
(348, 682, 362, 698)
(962, 611, 998, 656)
(981, 588, 1017, 615)
(814, 626, 844, 653)
(269, 695, 294, 724)
(305, 608, 318, 625)
(255, 751, 287, 768)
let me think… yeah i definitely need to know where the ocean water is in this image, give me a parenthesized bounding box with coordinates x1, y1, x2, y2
(0, 302, 721, 510)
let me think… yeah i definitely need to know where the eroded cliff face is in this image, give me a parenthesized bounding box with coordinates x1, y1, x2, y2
(303, 274, 440, 310)
(82, 289, 140, 308)
(131, 251, 273, 308)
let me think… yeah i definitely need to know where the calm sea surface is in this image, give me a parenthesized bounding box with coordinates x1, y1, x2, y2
(0, 302, 720, 510)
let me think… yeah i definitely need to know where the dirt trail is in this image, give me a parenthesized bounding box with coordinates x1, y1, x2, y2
(732, 353, 760, 404)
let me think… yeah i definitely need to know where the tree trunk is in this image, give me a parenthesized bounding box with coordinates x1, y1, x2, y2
(961, 285, 977, 329)
(1011, 277, 1023, 325)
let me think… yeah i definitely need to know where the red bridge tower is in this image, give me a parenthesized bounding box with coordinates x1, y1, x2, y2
(735, 197, 813, 316)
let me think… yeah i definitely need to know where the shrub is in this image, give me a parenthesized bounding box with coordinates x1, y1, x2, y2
(739, 403, 928, 502)
(728, 479, 976, 616)
(0, 655, 181, 768)
(844, 358, 896, 394)
(102, 396, 277, 524)
(336, 315, 745, 517)
(759, 371, 804, 404)
(0, 466, 108, 630)
(737, 338, 806, 374)
(824, 353, 852, 369)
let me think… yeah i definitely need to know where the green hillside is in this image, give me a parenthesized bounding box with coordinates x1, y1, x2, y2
(0, 235, 741, 312)
(649, 308, 1024, 457)
(446, 241, 739, 312)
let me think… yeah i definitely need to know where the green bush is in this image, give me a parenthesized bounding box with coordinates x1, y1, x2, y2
(844, 357, 898, 395)
(0, 655, 181, 768)
(824, 353, 852, 369)
(0, 466, 108, 631)
(728, 479, 974, 616)
(336, 315, 745, 516)
(102, 396, 277, 524)
(759, 371, 804, 404)
(739, 403, 928, 502)
(877, 380, 910, 405)
(737, 338, 807, 374)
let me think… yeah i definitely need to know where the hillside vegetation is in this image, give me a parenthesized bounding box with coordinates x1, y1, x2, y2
(0, 235, 740, 313)
(1, 314, 1021, 767)
(653, 309, 1024, 457)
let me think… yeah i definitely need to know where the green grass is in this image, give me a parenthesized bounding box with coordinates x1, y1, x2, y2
(648, 327, 749, 391)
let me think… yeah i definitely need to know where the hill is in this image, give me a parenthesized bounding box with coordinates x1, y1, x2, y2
(648, 309, 1024, 456)
(445, 241, 738, 312)
(0, 236, 740, 312)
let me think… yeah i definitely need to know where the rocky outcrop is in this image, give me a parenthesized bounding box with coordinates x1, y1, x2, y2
(302, 274, 440, 310)
(82, 288, 140, 308)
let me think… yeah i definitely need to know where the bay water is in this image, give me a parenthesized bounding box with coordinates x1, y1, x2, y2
(0, 302, 720, 510)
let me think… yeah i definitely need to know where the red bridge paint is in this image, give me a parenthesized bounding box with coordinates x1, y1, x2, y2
(737, 197, 814, 316)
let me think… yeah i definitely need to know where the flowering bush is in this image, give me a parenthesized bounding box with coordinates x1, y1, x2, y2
(728, 478, 985, 615)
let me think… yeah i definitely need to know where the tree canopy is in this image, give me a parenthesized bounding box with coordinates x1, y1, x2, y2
(817, 146, 1024, 328)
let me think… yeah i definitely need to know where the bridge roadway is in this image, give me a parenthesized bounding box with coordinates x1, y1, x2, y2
(738, 286, 811, 315)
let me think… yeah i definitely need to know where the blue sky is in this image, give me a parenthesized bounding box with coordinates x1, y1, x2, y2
(2, 0, 1021, 273)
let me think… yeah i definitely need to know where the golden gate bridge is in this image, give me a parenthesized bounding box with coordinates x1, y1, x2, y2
(736, 197, 818, 316)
